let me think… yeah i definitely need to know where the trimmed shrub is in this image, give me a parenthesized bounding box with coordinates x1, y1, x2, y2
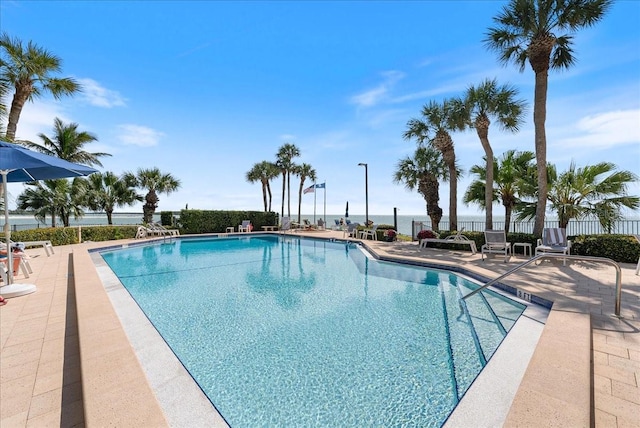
(571, 234, 640, 264)
(178, 210, 278, 234)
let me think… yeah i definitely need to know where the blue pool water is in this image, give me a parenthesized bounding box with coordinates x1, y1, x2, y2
(100, 235, 526, 427)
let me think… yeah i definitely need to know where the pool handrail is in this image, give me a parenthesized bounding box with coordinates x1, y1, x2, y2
(461, 254, 623, 317)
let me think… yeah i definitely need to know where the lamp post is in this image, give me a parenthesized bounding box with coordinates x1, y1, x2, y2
(358, 162, 369, 225)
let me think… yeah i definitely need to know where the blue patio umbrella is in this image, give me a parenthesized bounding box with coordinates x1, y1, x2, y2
(1, 140, 98, 297)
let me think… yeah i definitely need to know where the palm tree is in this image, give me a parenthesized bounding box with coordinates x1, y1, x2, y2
(124, 168, 181, 223)
(485, 0, 613, 236)
(393, 146, 449, 231)
(404, 99, 465, 231)
(275, 143, 300, 219)
(0, 33, 81, 141)
(547, 162, 639, 232)
(17, 178, 85, 227)
(464, 150, 535, 233)
(20, 117, 110, 167)
(246, 161, 279, 212)
(459, 78, 526, 230)
(293, 163, 317, 224)
(80, 172, 142, 225)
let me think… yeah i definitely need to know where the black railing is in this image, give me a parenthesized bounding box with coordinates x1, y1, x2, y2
(412, 219, 640, 240)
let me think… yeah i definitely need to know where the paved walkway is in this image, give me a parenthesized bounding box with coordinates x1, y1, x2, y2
(1, 231, 638, 427)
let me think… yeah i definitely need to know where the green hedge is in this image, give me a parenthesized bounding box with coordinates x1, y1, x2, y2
(11, 225, 141, 245)
(422, 231, 639, 263)
(178, 209, 278, 234)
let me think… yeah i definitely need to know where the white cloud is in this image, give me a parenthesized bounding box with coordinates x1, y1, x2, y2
(116, 124, 164, 147)
(350, 70, 406, 108)
(557, 109, 640, 148)
(77, 78, 126, 108)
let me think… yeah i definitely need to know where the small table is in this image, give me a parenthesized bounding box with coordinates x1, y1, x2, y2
(513, 242, 532, 258)
(225, 227, 234, 233)
(261, 226, 278, 231)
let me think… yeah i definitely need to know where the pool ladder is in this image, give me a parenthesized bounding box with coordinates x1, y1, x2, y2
(461, 254, 623, 317)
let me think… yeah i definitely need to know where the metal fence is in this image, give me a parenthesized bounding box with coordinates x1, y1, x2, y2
(412, 219, 640, 240)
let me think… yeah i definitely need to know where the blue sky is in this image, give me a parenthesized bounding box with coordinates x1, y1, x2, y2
(2, 0, 639, 219)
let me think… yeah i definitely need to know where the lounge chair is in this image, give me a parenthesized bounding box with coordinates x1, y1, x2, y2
(302, 219, 316, 230)
(359, 224, 378, 240)
(238, 220, 252, 233)
(535, 228, 571, 265)
(481, 230, 511, 262)
(11, 239, 54, 256)
(419, 228, 478, 254)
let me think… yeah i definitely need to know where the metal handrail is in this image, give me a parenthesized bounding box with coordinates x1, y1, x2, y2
(461, 254, 623, 317)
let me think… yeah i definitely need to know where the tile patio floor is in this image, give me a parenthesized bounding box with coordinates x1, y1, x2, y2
(1, 230, 638, 427)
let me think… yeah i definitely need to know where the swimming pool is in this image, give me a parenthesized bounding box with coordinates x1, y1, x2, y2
(99, 235, 526, 427)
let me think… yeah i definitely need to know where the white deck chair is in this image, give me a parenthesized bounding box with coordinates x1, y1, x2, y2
(359, 224, 378, 240)
(634, 235, 640, 276)
(535, 228, 571, 265)
(280, 217, 292, 234)
(481, 230, 511, 262)
(238, 220, 251, 233)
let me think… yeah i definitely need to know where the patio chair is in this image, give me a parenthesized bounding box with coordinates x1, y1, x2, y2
(481, 230, 511, 262)
(302, 219, 315, 230)
(634, 235, 639, 275)
(535, 228, 571, 265)
(280, 217, 292, 234)
(343, 222, 359, 238)
(359, 224, 378, 240)
(238, 220, 252, 233)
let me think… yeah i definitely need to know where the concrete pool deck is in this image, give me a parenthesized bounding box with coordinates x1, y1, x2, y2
(1, 229, 639, 427)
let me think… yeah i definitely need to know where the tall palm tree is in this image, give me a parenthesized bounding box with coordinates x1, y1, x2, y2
(485, 0, 613, 236)
(293, 163, 317, 224)
(404, 99, 465, 231)
(246, 161, 279, 212)
(0, 33, 81, 141)
(124, 168, 181, 223)
(20, 117, 110, 167)
(80, 172, 142, 225)
(393, 146, 449, 231)
(275, 143, 300, 219)
(547, 162, 639, 231)
(459, 78, 526, 230)
(464, 150, 535, 233)
(17, 178, 85, 227)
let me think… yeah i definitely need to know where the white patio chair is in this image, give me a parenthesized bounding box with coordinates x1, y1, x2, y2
(481, 230, 511, 262)
(535, 228, 571, 265)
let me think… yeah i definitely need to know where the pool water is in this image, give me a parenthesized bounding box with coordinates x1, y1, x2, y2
(100, 235, 525, 427)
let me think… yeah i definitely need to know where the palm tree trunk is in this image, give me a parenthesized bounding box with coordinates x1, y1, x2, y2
(6, 89, 28, 141)
(297, 181, 303, 224)
(475, 119, 493, 231)
(106, 209, 113, 225)
(280, 173, 286, 219)
(533, 69, 549, 237)
(286, 172, 291, 217)
(267, 183, 273, 212)
(504, 205, 512, 234)
(261, 181, 268, 212)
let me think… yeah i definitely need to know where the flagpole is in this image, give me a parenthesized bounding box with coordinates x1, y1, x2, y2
(323, 181, 326, 226)
(313, 181, 317, 224)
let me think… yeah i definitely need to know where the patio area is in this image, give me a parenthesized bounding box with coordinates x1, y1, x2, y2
(1, 229, 638, 427)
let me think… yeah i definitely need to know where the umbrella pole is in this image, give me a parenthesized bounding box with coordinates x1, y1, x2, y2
(1, 170, 36, 298)
(2, 171, 13, 285)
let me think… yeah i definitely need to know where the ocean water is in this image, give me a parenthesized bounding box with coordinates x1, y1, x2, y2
(4, 213, 639, 236)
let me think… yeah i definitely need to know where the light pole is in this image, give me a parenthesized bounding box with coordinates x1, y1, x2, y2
(358, 163, 369, 225)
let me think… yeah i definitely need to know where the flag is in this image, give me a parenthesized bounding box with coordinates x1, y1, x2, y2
(315, 182, 325, 189)
(303, 184, 315, 194)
